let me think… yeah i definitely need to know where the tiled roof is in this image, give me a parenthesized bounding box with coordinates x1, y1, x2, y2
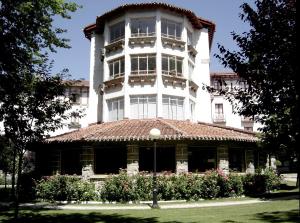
(83, 2, 216, 48)
(47, 119, 258, 143)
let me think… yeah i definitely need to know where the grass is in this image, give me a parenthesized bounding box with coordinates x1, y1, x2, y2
(0, 198, 299, 223)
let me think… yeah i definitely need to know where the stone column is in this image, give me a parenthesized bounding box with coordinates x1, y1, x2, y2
(217, 146, 229, 174)
(81, 146, 94, 180)
(245, 149, 255, 174)
(176, 144, 188, 174)
(127, 145, 139, 175)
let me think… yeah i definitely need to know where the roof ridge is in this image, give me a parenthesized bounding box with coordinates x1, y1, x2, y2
(158, 119, 188, 136)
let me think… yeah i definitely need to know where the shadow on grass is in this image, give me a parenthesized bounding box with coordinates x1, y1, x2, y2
(0, 209, 188, 223)
(253, 209, 300, 223)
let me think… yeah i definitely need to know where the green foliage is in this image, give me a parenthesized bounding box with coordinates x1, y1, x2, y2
(213, 0, 298, 176)
(36, 175, 97, 202)
(134, 172, 152, 201)
(243, 168, 281, 195)
(100, 170, 136, 203)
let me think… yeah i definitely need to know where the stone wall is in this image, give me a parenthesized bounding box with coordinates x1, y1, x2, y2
(176, 144, 188, 173)
(127, 145, 139, 175)
(217, 146, 229, 174)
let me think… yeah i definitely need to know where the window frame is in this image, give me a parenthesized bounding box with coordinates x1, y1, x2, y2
(162, 95, 184, 120)
(109, 21, 125, 43)
(108, 57, 125, 79)
(130, 17, 156, 37)
(131, 54, 156, 75)
(130, 95, 157, 119)
(107, 97, 124, 121)
(162, 54, 183, 76)
(161, 19, 182, 40)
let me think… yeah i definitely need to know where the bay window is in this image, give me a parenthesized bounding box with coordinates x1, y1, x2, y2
(131, 54, 156, 75)
(110, 21, 125, 42)
(130, 95, 157, 119)
(131, 18, 156, 37)
(161, 19, 182, 39)
(162, 54, 183, 76)
(108, 57, 125, 79)
(163, 95, 184, 120)
(107, 97, 124, 121)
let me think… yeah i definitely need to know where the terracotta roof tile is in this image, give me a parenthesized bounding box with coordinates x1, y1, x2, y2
(83, 2, 215, 48)
(47, 119, 258, 143)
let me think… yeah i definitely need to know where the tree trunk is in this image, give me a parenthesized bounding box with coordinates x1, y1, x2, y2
(4, 172, 7, 189)
(13, 151, 23, 220)
(11, 145, 17, 200)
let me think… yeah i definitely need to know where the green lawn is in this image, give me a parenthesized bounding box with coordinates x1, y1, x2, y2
(0, 199, 299, 223)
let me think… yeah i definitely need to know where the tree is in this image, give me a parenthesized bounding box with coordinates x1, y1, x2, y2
(0, 0, 79, 218)
(213, 0, 298, 184)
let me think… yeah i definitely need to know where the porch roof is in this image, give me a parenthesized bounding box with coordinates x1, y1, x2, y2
(47, 119, 258, 143)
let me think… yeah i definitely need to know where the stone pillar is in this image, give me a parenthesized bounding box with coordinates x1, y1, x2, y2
(176, 144, 188, 174)
(81, 146, 94, 180)
(266, 155, 277, 170)
(127, 145, 139, 175)
(245, 149, 255, 174)
(217, 146, 229, 174)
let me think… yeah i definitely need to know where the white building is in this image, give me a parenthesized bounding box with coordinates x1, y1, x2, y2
(35, 3, 262, 176)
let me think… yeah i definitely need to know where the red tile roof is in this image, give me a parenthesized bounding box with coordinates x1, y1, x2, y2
(47, 119, 258, 143)
(210, 72, 238, 79)
(83, 2, 216, 48)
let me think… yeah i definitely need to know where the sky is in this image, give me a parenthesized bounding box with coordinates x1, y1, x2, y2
(50, 0, 252, 80)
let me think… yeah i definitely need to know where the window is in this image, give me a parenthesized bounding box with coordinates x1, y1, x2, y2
(139, 146, 175, 172)
(214, 103, 224, 121)
(187, 30, 193, 45)
(189, 100, 195, 121)
(131, 18, 155, 37)
(163, 95, 184, 120)
(107, 97, 124, 121)
(162, 54, 183, 76)
(213, 80, 223, 90)
(188, 62, 194, 79)
(70, 93, 80, 104)
(108, 57, 125, 79)
(131, 54, 156, 75)
(130, 95, 157, 119)
(229, 148, 245, 172)
(161, 19, 182, 39)
(188, 147, 217, 172)
(110, 21, 125, 42)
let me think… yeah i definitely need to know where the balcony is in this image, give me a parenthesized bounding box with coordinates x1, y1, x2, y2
(189, 80, 199, 92)
(162, 73, 187, 88)
(102, 76, 124, 91)
(129, 33, 156, 46)
(128, 71, 156, 85)
(213, 114, 226, 123)
(104, 38, 125, 54)
(188, 44, 197, 57)
(241, 116, 254, 123)
(68, 122, 81, 129)
(161, 36, 185, 49)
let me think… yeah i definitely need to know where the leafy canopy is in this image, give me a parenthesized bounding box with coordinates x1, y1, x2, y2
(214, 0, 297, 156)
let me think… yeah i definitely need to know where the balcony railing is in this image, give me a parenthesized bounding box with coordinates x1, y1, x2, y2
(213, 114, 226, 123)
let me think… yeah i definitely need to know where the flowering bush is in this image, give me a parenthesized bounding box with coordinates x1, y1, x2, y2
(36, 175, 97, 202)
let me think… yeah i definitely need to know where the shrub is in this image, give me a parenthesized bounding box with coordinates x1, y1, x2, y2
(201, 170, 220, 199)
(133, 172, 152, 201)
(243, 168, 281, 196)
(228, 174, 244, 196)
(36, 175, 97, 202)
(100, 170, 136, 203)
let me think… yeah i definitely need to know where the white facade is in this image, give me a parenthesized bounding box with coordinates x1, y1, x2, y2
(87, 8, 212, 125)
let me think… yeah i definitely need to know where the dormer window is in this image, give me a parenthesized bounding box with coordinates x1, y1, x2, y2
(131, 18, 156, 37)
(108, 57, 125, 79)
(161, 19, 182, 40)
(110, 21, 125, 43)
